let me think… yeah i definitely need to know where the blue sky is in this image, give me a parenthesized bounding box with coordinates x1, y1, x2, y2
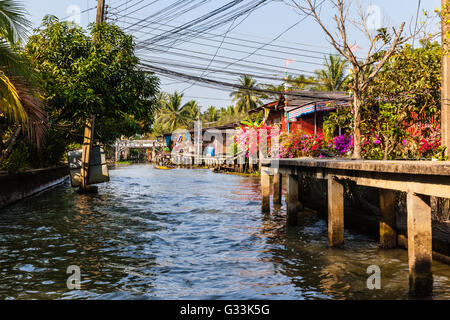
(23, 0, 442, 111)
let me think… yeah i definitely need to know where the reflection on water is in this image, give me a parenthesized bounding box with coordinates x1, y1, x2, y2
(0, 164, 449, 299)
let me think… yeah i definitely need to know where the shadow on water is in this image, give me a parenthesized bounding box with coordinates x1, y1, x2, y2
(0, 163, 449, 299)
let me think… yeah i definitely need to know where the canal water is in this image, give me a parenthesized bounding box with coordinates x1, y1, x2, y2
(0, 164, 449, 300)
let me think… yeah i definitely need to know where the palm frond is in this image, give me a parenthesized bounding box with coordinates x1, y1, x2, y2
(10, 75, 46, 150)
(0, 0, 31, 44)
(0, 69, 25, 122)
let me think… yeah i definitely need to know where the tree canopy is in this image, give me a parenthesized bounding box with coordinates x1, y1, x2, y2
(25, 16, 159, 144)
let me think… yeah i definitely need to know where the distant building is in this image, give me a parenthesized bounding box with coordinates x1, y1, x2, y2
(250, 91, 351, 135)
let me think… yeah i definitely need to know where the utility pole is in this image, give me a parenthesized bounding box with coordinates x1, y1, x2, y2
(96, 0, 106, 24)
(442, 0, 450, 157)
(79, 0, 105, 193)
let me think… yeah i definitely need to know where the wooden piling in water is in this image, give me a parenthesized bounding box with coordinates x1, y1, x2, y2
(407, 192, 433, 296)
(287, 174, 299, 226)
(273, 169, 282, 205)
(379, 189, 397, 248)
(261, 168, 271, 213)
(259, 158, 450, 296)
(328, 177, 344, 247)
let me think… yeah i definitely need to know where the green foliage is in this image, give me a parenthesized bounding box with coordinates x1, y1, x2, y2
(323, 104, 353, 140)
(323, 41, 442, 160)
(314, 54, 350, 91)
(2, 143, 28, 173)
(362, 41, 441, 159)
(262, 74, 316, 99)
(27, 128, 68, 168)
(25, 16, 159, 146)
(0, 0, 46, 159)
(0, 0, 30, 44)
(230, 75, 263, 113)
(153, 91, 197, 134)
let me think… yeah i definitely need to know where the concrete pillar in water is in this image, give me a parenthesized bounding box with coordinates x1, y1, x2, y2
(287, 173, 299, 226)
(261, 167, 271, 213)
(273, 169, 282, 205)
(249, 158, 254, 173)
(328, 177, 344, 247)
(407, 192, 433, 296)
(379, 189, 397, 248)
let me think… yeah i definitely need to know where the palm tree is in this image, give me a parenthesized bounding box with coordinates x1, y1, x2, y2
(230, 75, 262, 113)
(0, 0, 46, 159)
(286, 74, 315, 90)
(226, 105, 236, 116)
(314, 54, 349, 91)
(262, 75, 315, 99)
(183, 100, 201, 121)
(154, 91, 194, 133)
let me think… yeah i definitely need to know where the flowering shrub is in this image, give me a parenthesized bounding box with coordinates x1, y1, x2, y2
(416, 126, 444, 159)
(280, 131, 327, 158)
(278, 129, 446, 160)
(331, 135, 353, 157)
(234, 120, 275, 158)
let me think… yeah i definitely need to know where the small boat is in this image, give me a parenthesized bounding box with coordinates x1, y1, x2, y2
(155, 165, 173, 170)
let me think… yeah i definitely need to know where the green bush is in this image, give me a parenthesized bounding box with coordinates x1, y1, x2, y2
(2, 144, 29, 173)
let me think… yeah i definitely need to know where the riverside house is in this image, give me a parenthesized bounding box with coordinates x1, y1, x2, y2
(250, 91, 352, 135)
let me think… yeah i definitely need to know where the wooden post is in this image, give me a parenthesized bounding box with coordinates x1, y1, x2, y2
(314, 102, 317, 135)
(379, 189, 397, 248)
(96, 0, 106, 24)
(258, 149, 262, 173)
(298, 175, 304, 210)
(407, 192, 433, 296)
(273, 169, 282, 205)
(328, 177, 344, 247)
(442, 0, 450, 157)
(80, 115, 95, 191)
(287, 173, 299, 226)
(79, 0, 105, 193)
(261, 168, 271, 213)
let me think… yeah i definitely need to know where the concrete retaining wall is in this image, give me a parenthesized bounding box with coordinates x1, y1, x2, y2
(0, 166, 69, 209)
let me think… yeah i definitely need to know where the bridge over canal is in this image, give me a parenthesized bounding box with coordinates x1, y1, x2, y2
(114, 140, 165, 161)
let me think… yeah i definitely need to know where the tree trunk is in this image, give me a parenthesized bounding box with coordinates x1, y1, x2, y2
(2, 127, 21, 160)
(352, 92, 362, 159)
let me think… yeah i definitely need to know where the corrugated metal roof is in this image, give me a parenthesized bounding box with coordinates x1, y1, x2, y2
(250, 91, 351, 114)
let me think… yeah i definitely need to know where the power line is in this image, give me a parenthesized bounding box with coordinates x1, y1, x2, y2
(60, 6, 97, 21)
(108, 10, 341, 54)
(127, 21, 327, 64)
(124, 0, 270, 46)
(181, 16, 239, 94)
(136, 45, 317, 75)
(139, 57, 318, 83)
(110, 13, 346, 59)
(139, 62, 350, 101)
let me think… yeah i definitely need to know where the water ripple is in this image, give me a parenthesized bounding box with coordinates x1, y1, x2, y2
(0, 164, 448, 300)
